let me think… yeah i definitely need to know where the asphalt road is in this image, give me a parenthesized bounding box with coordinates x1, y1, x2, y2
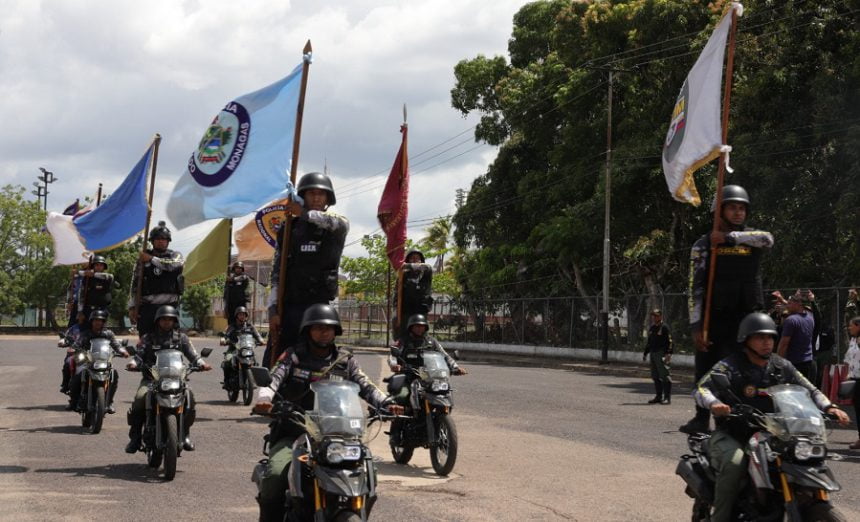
(3, 335, 860, 521)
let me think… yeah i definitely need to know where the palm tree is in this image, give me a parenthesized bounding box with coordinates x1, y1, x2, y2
(422, 217, 452, 271)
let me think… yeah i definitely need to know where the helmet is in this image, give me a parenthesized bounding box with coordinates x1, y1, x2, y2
(91, 255, 108, 269)
(232, 261, 244, 270)
(89, 309, 108, 322)
(710, 185, 750, 212)
(407, 314, 429, 329)
(736, 312, 778, 343)
(405, 248, 425, 263)
(149, 221, 172, 242)
(299, 304, 343, 336)
(234, 306, 248, 317)
(154, 305, 179, 324)
(297, 172, 336, 205)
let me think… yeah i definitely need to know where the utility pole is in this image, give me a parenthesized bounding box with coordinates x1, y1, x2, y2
(600, 70, 613, 364)
(32, 168, 58, 327)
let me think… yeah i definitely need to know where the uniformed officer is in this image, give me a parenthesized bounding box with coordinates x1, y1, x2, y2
(252, 304, 402, 521)
(76, 255, 116, 326)
(680, 185, 774, 434)
(68, 309, 129, 413)
(224, 261, 250, 320)
(392, 248, 434, 341)
(128, 221, 184, 338)
(265, 172, 349, 367)
(642, 309, 672, 404)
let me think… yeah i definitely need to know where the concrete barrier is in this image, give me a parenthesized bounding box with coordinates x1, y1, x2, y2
(445, 341, 695, 368)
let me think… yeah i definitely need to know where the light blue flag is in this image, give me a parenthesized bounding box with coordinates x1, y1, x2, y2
(46, 142, 153, 265)
(167, 60, 306, 229)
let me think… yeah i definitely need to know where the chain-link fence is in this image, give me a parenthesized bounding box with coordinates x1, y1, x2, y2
(337, 287, 858, 357)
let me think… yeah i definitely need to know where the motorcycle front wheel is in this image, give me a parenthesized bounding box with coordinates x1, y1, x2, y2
(430, 414, 458, 476)
(333, 511, 362, 522)
(163, 414, 179, 481)
(805, 502, 848, 522)
(690, 498, 710, 522)
(89, 385, 106, 434)
(242, 368, 254, 406)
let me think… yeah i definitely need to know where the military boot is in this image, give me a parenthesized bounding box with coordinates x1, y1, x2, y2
(648, 381, 663, 404)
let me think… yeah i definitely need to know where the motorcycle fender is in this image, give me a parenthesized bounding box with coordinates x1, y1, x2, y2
(676, 455, 714, 504)
(156, 394, 183, 409)
(90, 372, 109, 382)
(426, 394, 452, 408)
(315, 465, 369, 498)
(781, 462, 842, 492)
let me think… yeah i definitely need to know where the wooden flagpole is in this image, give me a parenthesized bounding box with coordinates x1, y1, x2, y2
(395, 105, 408, 339)
(272, 41, 312, 366)
(132, 134, 162, 328)
(226, 218, 233, 320)
(701, 7, 739, 346)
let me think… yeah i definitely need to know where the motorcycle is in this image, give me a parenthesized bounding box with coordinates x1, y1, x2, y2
(385, 349, 458, 476)
(251, 368, 379, 521)
(59, 333, 126, 434)
(222, 332, 260, 405)
(677, 373, 847, 521)
(126, 345, 212, 481)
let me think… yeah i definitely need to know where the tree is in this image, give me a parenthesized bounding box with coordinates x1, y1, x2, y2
(0, 185, 44, 318)
(183, 275, 225, 331)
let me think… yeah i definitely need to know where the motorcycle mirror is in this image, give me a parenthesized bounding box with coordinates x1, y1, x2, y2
(711, 372, 731, 390)
(250, 366, 272, 387)
(200, 347, 213, 358)
(452, 349, 461, 361)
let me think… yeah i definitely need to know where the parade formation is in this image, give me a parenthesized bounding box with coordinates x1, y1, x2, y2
(5, 0, 860, 520)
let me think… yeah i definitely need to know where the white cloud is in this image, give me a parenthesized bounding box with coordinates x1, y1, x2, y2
(0, 0, 523, 260)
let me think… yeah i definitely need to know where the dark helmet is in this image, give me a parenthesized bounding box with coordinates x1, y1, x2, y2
(299, 304, 343, 336)
(711, 185, 750, 212)
(89, 309, 108, 322)
(297, 172, 336, 206)
(149, 221, 172, 242)
(405, 248, 425, 263)
(154, 305, 179, 324)
(232, 261, 244, 270)
(234, 306, 248, 317)
(736, 312, 778, 343)
(407, 314, 429, 329)
(91, 255, 108, 269)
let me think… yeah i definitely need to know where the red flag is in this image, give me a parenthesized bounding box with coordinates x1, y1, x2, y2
(377, 124, 409, 269)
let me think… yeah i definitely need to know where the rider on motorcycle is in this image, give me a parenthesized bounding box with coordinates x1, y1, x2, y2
(60, 311, 88, 394)
(389, 314, 466, 375)
(693, 312, 849, 522)
(252, 304, 403, 522)
(221, 306, 264, 387)
(67, 309, 129, 412)
(125, 305, 211, 454)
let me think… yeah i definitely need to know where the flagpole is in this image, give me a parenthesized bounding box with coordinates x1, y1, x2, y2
(702, 7, 738, 345)
(96, 183, 103, 206)
(133, 134, 162, 329)
(226, 218, 233, 320)
(272, 41, 312, 366)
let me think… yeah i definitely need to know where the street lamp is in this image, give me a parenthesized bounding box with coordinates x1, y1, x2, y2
(36, 167, 58, 211)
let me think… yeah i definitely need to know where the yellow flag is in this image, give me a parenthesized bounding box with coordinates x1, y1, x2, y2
(183, 219, 231, 285)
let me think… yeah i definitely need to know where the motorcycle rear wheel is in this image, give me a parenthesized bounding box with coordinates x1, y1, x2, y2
(430, 414, 458, 476)
(163, 414, 178, 481)
(242, 368, 254, 406)
(89, 386, 106, 434)
(806, 502, 848, 522)
(690, 498, 711, 522)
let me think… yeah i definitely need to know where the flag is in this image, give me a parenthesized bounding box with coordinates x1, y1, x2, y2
(662, 3, 743, 205)
(234, 199, 289, 261)
(46, 142, 154, 265)
(183, 219, 232, 285)
(61, 200, 80, 216)
(377, 124, 409, 269)
(167, 59, 307, 229)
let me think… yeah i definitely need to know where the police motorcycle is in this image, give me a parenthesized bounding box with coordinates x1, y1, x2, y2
(221, 332, 260, 405)
(677, 373, 847, 521)
(385, 347, 458, 476)
(58, 332, 127, 434)
(126, 344, 212, 481)
(251, 367, 380, 521)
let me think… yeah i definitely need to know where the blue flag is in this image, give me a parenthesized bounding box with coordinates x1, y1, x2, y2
(167, 59, 306, 229)
(46, 143, 152, 265)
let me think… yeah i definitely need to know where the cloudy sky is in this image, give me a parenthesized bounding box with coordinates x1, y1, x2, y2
(0, 0, 527, 258)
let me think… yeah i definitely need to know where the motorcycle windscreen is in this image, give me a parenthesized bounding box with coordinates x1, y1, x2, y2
(767, 384, 826, 439)
(307, 381, 366, 437)
(152, 349, 186, 382)
(89, 339, 112, 365)
(422, 352, 449, 380)
(236, 334, 256, 350)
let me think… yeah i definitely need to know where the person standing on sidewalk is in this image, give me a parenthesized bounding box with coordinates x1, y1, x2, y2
(843, 316, 860, 449)
(777, 293, 815, 380)
(643, 309, 672, 404)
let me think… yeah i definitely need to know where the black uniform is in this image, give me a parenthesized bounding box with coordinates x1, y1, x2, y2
(68, 328, 126, 409)
(396, 332, 460, 372)
(224, 272, 250, 320)
(644, 322, 673, 402)
(77, 270, 115, 323)
(130, 248, 184, 336)
(394, 263, 434, 340)
(266, 210, 348, 365)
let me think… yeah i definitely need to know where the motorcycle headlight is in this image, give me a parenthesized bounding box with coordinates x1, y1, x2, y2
(240, 349, 254, 358)
(93, 361, 109, 370)
(431, 380, 449, 392)
(325, 442, 362, 463)
(160, 380, 181, 392)
(794, 441, 826, 461)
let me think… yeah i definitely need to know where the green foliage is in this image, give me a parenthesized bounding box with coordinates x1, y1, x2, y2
(104, 238, 142, 324)
(450, 0, 860, 307)
(340, 235, 398, 301)
(183, 275, 225, 331)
